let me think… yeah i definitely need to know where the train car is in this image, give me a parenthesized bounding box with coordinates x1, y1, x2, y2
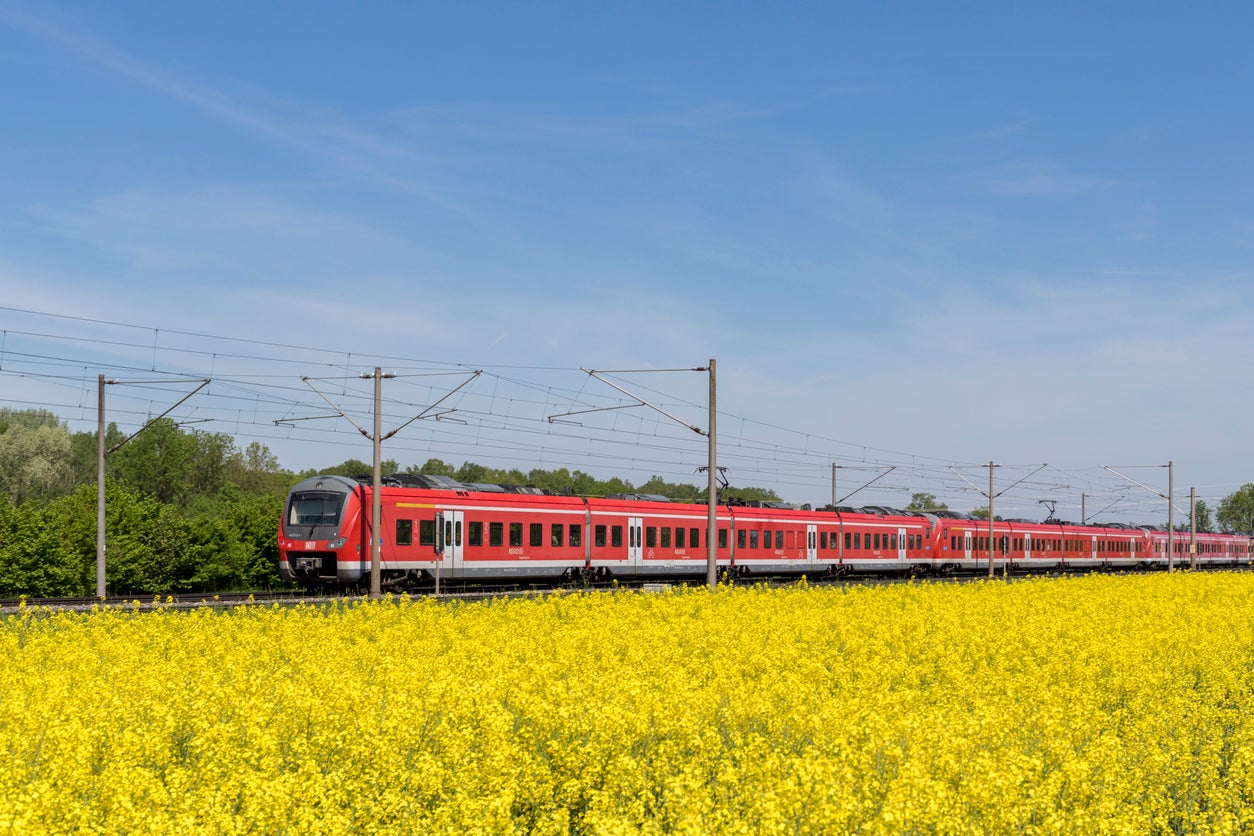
(277, 474, 1253, 589)
(277, 475, 939, 588)
(1147, 527, 1254, 568)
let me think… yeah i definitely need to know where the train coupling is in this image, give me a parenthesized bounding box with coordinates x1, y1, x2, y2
(293, 556, 322, 572)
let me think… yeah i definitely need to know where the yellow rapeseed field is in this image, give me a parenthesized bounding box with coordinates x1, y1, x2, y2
(3, 573, 1254, 835)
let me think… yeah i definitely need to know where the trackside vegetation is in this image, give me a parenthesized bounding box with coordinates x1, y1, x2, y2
(4, 574, 1254, 833)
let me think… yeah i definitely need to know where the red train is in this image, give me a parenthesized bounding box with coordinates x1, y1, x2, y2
(277, 474, 1254, 588)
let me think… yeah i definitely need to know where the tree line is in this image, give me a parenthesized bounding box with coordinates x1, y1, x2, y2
(0, 408, 783, 596)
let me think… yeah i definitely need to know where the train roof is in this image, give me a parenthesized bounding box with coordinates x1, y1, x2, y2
(606, 493, 673, 502)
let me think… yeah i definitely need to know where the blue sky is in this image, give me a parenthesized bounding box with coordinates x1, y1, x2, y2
(2, 2, 1252, 522)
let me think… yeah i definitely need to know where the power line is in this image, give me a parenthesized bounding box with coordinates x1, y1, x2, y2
(1, 307, 1245, 514)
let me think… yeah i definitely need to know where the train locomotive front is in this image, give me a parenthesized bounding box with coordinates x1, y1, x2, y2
(278, 475, 365, 586)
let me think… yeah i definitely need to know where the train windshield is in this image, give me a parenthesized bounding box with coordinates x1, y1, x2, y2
(287, 491, 347, 528)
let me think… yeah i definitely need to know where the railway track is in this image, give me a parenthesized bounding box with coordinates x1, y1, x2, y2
(2, 562, 1246, 614)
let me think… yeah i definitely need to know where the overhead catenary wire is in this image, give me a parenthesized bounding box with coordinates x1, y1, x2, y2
(0, 306, 1239, 521)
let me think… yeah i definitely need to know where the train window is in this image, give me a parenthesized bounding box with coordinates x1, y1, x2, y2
(845, 532, 852, 549)
(489, 522, 503, 547)
(749, 530, 759, 549)
(570, 525, 582, 547)
(612, 526, 624, 548)
(551, 524, 564, 547)
(738, 529, 747, 549)
(872, 533, 879, 550)
(287, 491, 347, 527)
(469, 521, 483, 547)
(396, 520, 413, 546)
(510, 523, 523, 547)
(595, 525, 607, 547)
(419, 520, 436, 547)
(775, 531, 784, 549)
(676, 527, 686, 549)
(661, 528, 672, 548)
(530, 523, 544, 547)
(691, 528, 701, 549)
(891, 534, 898, 550)
(854, 532, 862, 550)
(646, 527, 657, 548)
(719, 528, 729, 549)
(820, 532, 828, 549)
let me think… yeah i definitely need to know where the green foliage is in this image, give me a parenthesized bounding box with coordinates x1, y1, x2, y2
(721, 486, 784, 504)
(0, 409, 74, 505)
(907, 492, 948, 513)
(1217, 485, 1254, 534)
(1191, 499, 1214, 533)
(455, 462, 528, 486)
(0, 481, 292, 596)
(311, 458, 398, 479)
(108, 418, 237, 505)
(407, 458, 456, 477)
(0, 494, 86, 596)
(225, 441, 296, 496)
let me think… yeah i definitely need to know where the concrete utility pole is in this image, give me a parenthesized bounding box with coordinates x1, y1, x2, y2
(1168, 460, 1174, 571)
(96, 374, 106, 598)
(706, 359, 718, 589)
(948, 462, 1045, 580)
(1102, 462, 1178, 570)
(370, 367, 385, 597)
(561, 364, 718, 589)
(988, 461, 996, 579)
(96, 375, 210, 598)
(1190, 485, 1197, 570)
(298, 368, 481, 597)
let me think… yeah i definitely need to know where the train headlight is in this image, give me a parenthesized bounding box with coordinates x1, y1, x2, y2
(328, 537, 347, 549)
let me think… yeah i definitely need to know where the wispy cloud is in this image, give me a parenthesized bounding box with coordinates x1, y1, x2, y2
(973, 119, 1032, 139)
(2, 6, 288, 140)
(978, 160, 1119, 196)
(0, 5, 478, 212)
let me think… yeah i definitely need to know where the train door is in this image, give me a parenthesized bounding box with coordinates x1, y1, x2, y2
(897, 527, 907, 562)
(438, 510, 464, 574)
(964, 531, 973, 563)
(806, 524, 817, 565)
(628, 516, 643, 567)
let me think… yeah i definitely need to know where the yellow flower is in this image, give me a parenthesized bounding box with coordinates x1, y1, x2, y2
(2, 574, 1254, 833)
